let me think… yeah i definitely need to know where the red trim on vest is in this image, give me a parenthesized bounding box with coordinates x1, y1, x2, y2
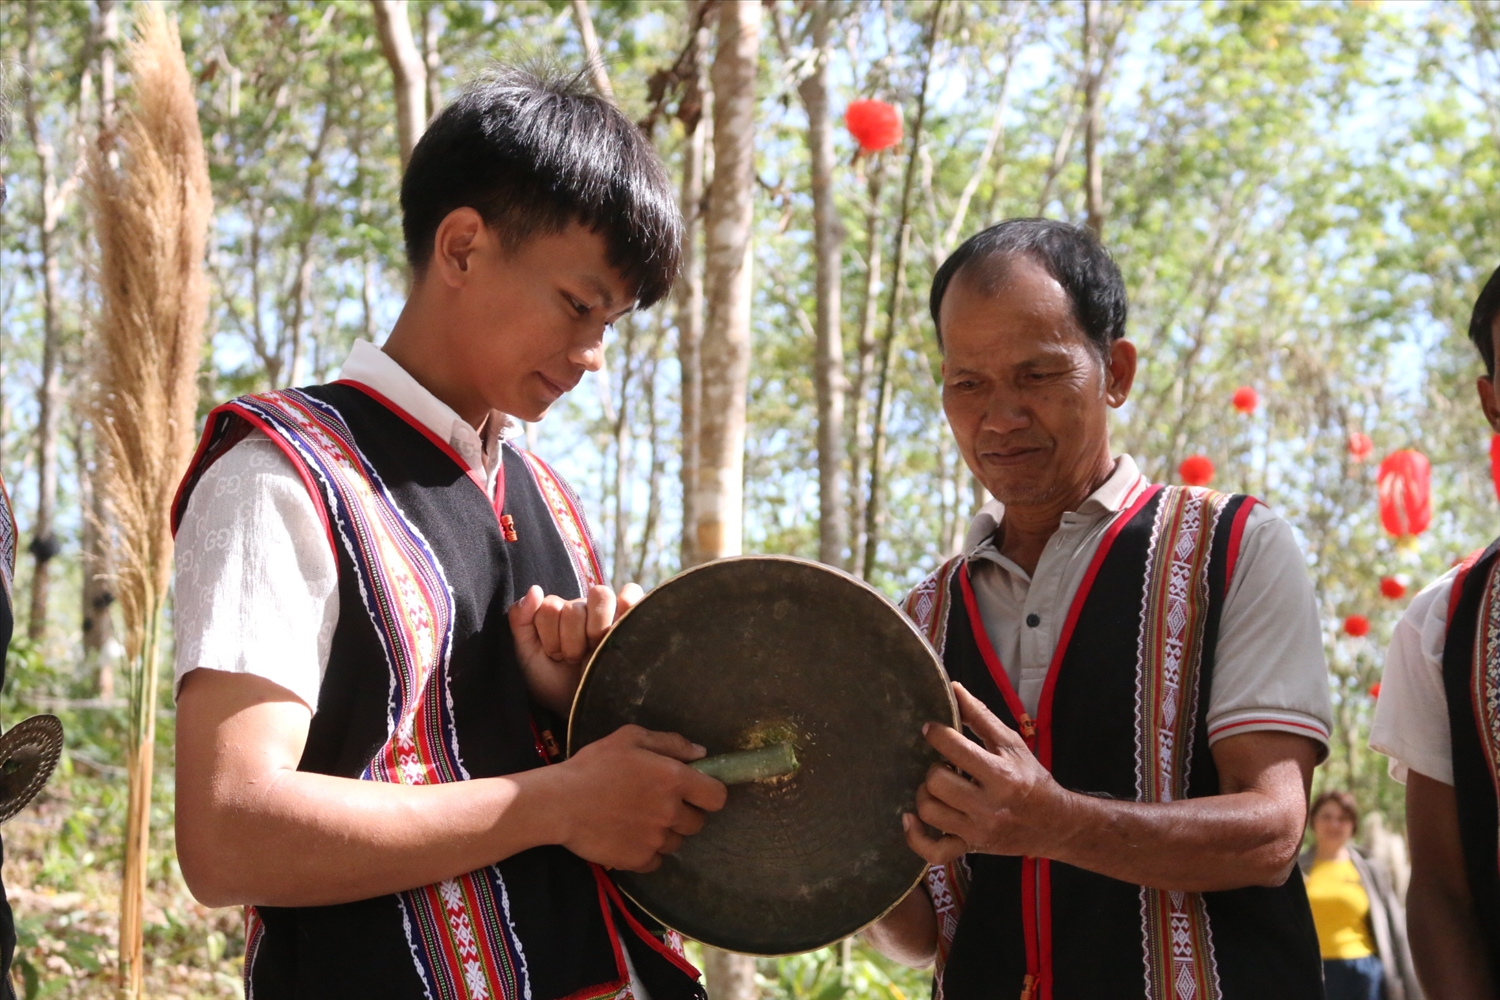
(1450, 548, 1486, 630)
(1034, 482, 1160, 1000)
(183, 401, 337, 555)
(334, 379, 509, 522)
(594, 869, 702, 980)
(958, 564, 1034, 736)
(1220, 496, 1259, 588)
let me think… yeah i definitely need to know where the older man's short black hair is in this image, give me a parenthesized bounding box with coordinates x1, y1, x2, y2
(930, 219, 1127, 357)
(401, 66, 682, 308)
(1470, 264, 1500, 377)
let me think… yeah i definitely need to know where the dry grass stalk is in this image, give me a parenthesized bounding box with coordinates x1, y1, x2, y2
(85, 3, 211, 996)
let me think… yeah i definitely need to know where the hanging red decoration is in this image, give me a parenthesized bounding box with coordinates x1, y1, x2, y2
(1377, 449, 1432, 541)
(1178, 454, 1215, 486)
(1379, 576, 1406, 600)
(1491, 434, 1500, 503)
(1343, 614, 1370, 638)
(845, 100, 903, 153)
(1231, 386, 1259, 414)
(1347, 432, 1373, 461)
(1369, 681, 1381, 699)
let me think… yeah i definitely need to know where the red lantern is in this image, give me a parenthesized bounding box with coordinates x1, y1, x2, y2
(1347, 432, 1373, 461)
(1369, 681, 1381, 699)
(1379, 576, 1406, 600)
(845, 100, 903, 153)
(1377, 450, 1432, 541)
(1232, 386, 1259, 414)
(1343, 614, 1370, 638)
(1178, 454, 1215, 487)
(1491, 433, 1500, 503)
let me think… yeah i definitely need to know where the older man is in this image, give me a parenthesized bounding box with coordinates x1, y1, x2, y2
(866, 219, 1331, 999)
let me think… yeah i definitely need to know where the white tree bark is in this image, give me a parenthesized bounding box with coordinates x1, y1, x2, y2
(676, 0, 711, 569)
(571, 0, 615, 100)
(692, 0, 759, 567)
(371, 0, 427, 167)
(799, 1, 846, 569)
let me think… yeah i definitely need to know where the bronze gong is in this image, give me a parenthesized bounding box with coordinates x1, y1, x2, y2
(567, 556, 957, 956)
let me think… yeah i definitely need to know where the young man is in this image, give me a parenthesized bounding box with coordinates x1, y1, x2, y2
(172, 70, 726, 1000)
(866, 220, 1331, 998)
(1370, 264, 1500, 999)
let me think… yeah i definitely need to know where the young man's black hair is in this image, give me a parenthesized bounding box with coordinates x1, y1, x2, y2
(1469, 264, 1500, 376)
(401, 66, 682, 309)
(929, 218, 1127, 358)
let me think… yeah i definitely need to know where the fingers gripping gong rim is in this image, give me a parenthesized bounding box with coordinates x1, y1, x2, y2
(567, 556, 957, 955)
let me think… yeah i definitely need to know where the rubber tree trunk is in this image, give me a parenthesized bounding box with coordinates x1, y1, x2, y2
(676, 0, 710, 570)
(798, 2, 846, 568)
(371, 0, 427, 168)
(698, 3, 762, 994)
(21, 0, 67, 643)
(1083, 0, 1105, 237)
(863, 0, 944, 583)
(692, 0, 759, 566)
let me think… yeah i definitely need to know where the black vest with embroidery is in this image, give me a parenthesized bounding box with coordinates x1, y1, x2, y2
(1442, 538, 1500, 974)
(905, 486, 1322, 1000)
(174, 384, 704, 1000)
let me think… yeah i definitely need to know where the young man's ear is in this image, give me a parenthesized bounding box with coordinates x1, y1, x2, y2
(430, 207, 487, 287)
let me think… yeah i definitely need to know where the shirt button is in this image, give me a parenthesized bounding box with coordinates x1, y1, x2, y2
(1026, 613, 1041, 628)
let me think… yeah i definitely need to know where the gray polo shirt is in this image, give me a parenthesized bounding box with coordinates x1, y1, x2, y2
(965, 454, 1332, 754)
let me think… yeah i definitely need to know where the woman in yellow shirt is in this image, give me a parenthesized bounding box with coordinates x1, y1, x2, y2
(1299, 791, 1421, 1000)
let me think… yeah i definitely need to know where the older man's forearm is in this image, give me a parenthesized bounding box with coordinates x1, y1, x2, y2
(1045, 788, 1303, 892)
(862, 883, 938, 968)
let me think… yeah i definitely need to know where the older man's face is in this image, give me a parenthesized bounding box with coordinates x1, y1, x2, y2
(940, 257, 1133, 510)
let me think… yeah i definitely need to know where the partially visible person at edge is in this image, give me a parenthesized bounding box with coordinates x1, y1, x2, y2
(0, 473, 17, 998)
(170, 68, 727, 1000)
(1298, 790, 1421, 1000)
(1370, 263, 1500, 1000)
(0, 93, 19, 1000)
(863, 219, 1333, 999)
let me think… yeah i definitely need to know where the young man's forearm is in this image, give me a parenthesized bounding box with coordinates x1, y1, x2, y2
(179, 766, 561, 908)
(1407, 870, 1497, 999)
(176, 669, 721, 908)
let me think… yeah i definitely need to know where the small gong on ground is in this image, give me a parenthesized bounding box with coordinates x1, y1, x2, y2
(0, 714, 63, 824)
(568, 556, 956, 956)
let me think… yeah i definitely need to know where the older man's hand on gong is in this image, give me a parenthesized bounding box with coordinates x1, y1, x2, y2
(903, 682, 1070, 865)
(509, 583, 644, 715)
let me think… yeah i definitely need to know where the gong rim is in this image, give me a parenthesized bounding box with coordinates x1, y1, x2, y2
(566, 555, 958, 955)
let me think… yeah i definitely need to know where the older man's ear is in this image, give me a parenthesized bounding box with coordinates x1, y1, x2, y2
(1105, 338, 1137, 407)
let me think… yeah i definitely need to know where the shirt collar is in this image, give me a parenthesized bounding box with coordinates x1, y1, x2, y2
(962, 454, 1147, 558)
(336, 340, 521, 471)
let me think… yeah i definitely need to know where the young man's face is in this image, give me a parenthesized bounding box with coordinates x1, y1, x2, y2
(1479, 312, 1500, 435)
(431, 215, 636, 424)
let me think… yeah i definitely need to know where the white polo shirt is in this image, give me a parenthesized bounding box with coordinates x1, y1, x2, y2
(173, 339, 516, 711)
(964, 455, 1333, 752)
(1369, 568, 1459, 785)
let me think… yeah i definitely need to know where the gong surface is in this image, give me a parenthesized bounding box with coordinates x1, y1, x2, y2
(0, 714, 63, 824)
(568, 556, 955, 955)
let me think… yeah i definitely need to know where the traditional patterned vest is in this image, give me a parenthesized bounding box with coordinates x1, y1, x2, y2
(1443, 538, 1500, 975)
(902, 485, 1323, 1000)
(172, 383, 703, 1000)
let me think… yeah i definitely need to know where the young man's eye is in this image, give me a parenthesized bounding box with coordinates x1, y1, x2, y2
(564, 294, 590, 317)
